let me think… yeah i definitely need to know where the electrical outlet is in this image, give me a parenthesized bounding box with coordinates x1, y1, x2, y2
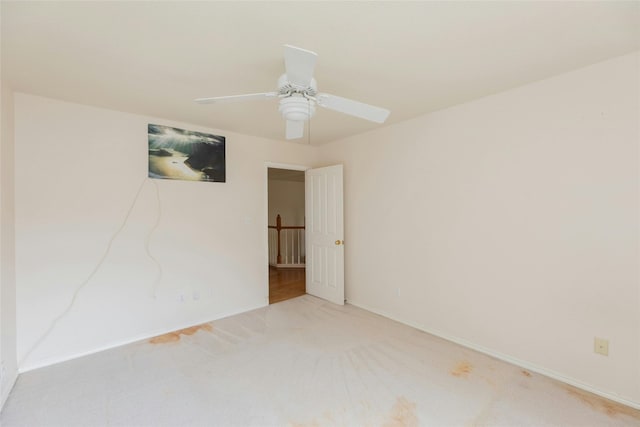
(594, 337, 609, 356)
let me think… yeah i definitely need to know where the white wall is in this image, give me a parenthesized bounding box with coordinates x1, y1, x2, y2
(1, 82, 18, 408)
(268, 179, 305, 227)
(14, 94, 316, 371)
(317, 52, 640, 405)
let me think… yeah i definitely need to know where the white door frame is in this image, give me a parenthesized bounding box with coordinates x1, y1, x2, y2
(264, 162, 310, 304)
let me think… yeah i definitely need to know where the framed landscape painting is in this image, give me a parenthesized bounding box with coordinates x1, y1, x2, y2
(148, 124, 226, 182)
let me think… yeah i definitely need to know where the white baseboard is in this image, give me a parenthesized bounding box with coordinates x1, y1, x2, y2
(18, 301, 268, 373)
(347, 298, 640, 410)
(1, 368, 18, 410)
(275, 264, 305, 269)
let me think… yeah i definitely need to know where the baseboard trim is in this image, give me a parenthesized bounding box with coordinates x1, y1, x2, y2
(1, 369, 18, 410)
(270, 264, 306, 269)
(347, 298, 640, 410)
(18, 301, 268, 373)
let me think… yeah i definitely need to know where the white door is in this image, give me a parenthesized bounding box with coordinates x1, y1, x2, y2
(305, 165, 344, 305)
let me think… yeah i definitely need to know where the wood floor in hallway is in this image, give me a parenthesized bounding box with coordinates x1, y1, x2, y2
(269, 266, 305, 304)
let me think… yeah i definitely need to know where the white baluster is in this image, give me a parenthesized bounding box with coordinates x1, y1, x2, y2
(269, 229, 275, 265)
(284, 230, 288, 265)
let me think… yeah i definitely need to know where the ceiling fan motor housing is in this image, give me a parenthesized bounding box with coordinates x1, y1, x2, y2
(277, 73, 317, 121)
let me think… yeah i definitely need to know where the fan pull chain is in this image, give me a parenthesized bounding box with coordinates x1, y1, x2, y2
(307, 97, 311, 145)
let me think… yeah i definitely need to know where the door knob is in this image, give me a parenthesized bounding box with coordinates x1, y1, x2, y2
(335, 240, 344, 245)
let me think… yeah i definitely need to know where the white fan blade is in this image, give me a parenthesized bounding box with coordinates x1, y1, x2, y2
(195, 92, 277, 104)
(284, 45, 317, 88)
(286, 120, 305, 140)
(317, 93, 390, 123)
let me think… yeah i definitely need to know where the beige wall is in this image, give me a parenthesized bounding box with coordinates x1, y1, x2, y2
(317, 52, 640, 404)
(13, 94, 316, 371)
(268, 178, 305, 227)
(1, 81, 18, 408)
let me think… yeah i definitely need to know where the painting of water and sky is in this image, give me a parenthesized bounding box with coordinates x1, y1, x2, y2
(148, 124, 226, 182)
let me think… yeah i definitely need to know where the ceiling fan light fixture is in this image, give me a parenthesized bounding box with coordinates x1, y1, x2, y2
(278, 95, 316, 122)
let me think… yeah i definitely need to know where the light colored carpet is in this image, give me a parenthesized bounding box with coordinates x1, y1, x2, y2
(2, 295, 639, 426)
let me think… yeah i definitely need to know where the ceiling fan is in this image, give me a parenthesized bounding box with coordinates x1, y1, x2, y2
(195, 45, 391, 140)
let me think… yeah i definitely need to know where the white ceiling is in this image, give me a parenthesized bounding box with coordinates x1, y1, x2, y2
(2, 1, 639, 145)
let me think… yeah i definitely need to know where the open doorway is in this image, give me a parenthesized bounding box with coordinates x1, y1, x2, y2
(267, 167, 306, 304)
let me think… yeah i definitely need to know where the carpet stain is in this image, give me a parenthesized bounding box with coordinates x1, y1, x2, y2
(521, 370, 532, 377)
(383, 396, 418, 427)
(562, 384, 640, 419)
(149, 323, 213, 344)
(450, 361, 473, 378)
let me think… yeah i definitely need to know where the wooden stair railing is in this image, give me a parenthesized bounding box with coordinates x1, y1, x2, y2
(268, 214, 305, 266)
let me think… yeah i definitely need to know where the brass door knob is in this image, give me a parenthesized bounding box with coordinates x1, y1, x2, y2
(335, 240, 344, 245)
